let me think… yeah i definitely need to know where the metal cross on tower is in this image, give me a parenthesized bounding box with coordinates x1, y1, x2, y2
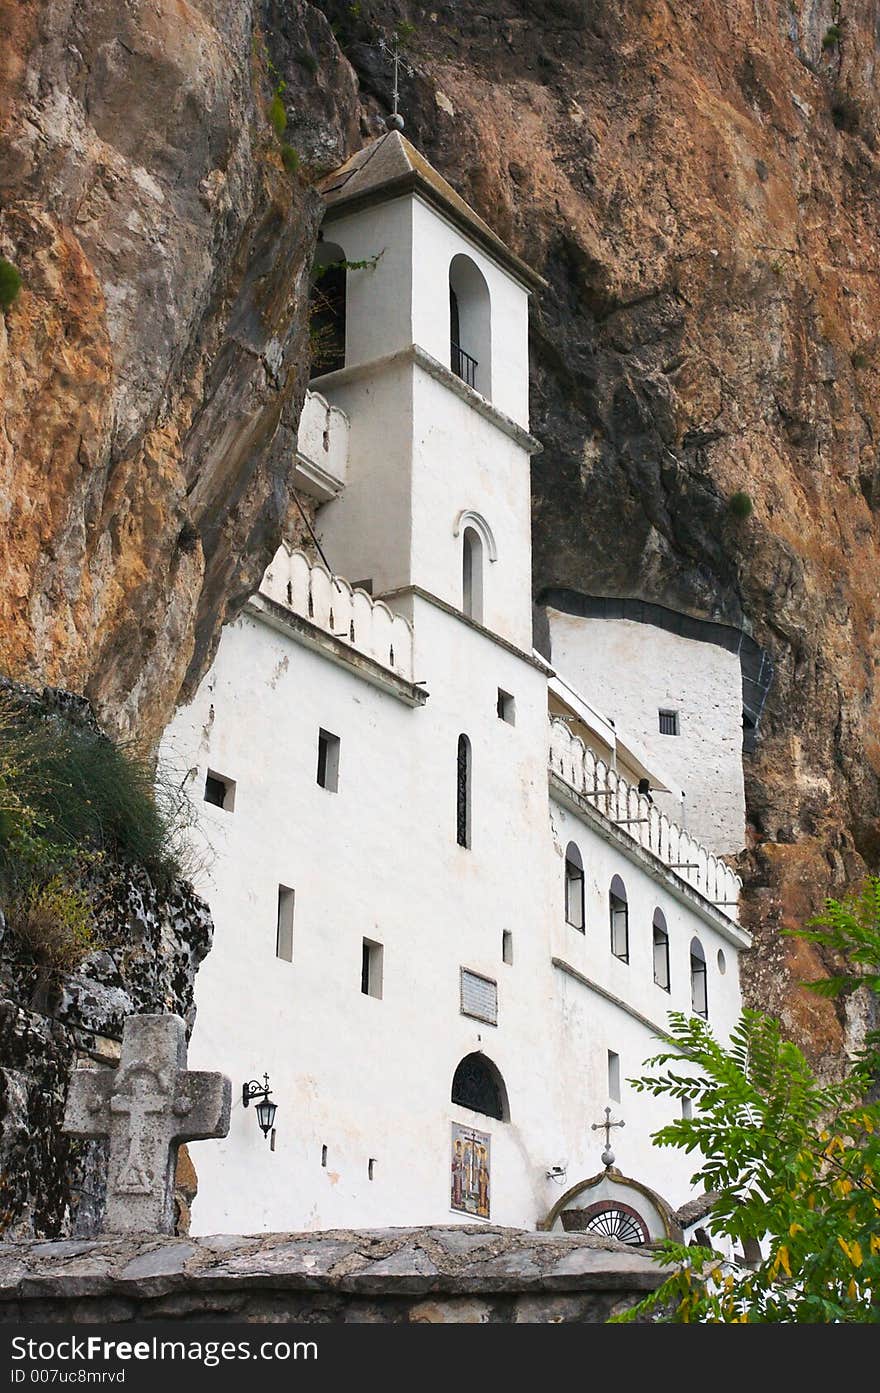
(591, 1105, 625, 1169)
(377, 32, 415, 131)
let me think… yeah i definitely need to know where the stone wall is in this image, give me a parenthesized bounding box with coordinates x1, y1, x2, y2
(0, 1227, 664, 1324)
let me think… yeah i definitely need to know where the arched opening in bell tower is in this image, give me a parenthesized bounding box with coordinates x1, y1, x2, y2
(309, 240, 347, 378)
(449, 254, 491, 398)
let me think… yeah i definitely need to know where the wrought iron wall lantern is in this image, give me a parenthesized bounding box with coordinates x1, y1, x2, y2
(242, 1073, 277, 1143)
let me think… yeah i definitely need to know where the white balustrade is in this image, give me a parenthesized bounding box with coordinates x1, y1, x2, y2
(259, 546, 415, 682)
(549, 717, 741, 919)
(294, 390, 349, 498)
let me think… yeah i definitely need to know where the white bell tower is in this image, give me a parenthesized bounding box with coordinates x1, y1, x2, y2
(310, 131, 543, 653)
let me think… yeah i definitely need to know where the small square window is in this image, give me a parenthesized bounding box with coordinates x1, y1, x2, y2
(317, 729, 340, 791)
(361, 938, 383, 998)
(659, 709, 679, 736)
(204, 771, 235, 811)
(276, 886, 295, 962)
(502, 930, 514, 965)
(496, 689, 516, 724)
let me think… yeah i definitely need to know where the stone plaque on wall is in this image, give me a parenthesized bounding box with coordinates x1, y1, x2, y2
(451, 1123, 491, 1220)
(460, 968, 498, 1025)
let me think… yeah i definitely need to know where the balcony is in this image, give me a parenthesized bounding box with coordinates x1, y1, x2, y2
(293, 389, 349, 502)
(549, 717, 742, 920)
(450, 342, 478, 390)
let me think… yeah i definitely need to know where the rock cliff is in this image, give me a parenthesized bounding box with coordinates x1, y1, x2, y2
(2, 0, 879, 1065)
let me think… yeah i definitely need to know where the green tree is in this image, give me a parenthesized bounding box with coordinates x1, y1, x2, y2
(612, 880, 880, 1323)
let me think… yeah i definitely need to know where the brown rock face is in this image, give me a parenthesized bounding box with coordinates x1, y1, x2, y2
(2, 1, 879, 1063)
(0, 0, 354, 748)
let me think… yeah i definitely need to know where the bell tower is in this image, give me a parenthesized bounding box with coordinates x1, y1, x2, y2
(310, 131, 543, 654)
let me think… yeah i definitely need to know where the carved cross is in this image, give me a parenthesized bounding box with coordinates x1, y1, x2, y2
(63, 1014, 231, 1234)
(591, 1105, 625, 1169)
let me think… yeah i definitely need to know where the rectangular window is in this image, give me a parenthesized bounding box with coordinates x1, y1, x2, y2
(276, 886, 295, 962)
(681, 1098, 693, 1121)
(658, 709, 680, 736)
(460, 968, 498, 1025)
(368, 1158, 376, 1181)
(317, 729, 340, 791)
(361, 938, 384, 998)
(204, 770, 235, 811)
(608, 1050, 621, 1102)
(502, 930, 514, 965)
(496, 689, 516, 724)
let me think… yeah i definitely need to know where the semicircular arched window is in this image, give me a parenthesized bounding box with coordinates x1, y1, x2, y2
(565, 842, 585, 931)
(451, 1052, 509, 1121)
(562, 1200, 649, 1245)
(690, 937, 708, 1018)
(653, 908, 670, 992)
(610, 874, 629, 963)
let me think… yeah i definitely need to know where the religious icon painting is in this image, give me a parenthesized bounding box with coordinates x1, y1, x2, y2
(450, 1122, 491, 1219)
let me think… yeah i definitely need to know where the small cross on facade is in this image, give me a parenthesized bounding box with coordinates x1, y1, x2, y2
(591, 1105, 625, 1169)
(64, 1014, 231, 1234)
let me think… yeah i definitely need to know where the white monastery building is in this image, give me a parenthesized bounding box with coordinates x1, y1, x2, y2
(160, 132, 754, 1249)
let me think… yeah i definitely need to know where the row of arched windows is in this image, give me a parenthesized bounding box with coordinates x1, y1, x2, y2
(564, 844, 710, 1017)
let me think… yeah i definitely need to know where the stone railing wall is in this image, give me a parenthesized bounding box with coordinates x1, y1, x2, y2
(549, 718, 742, 917)
(260, 548, 415, 683)
(0, 1227, 665, 1324)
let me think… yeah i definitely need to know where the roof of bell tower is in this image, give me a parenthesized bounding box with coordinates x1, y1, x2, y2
(317, 130, 543, 290)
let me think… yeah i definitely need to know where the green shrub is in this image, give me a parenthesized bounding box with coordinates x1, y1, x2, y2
(0, 259, 21, 311)
(281, 144, 301, 175)
(268, 90, 287, 137)
(851, 349, 869, 370)
(0, 689, 186, 894)
(8, 875, 98, 976)
(822, 23, 841, 49)
(728, 490, 754, 519)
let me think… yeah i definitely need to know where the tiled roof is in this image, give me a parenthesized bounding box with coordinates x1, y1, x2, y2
(317, 131, 543, 289)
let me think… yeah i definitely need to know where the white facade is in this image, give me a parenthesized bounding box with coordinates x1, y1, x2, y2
(546, 609, 747, 856)
(159, 133, 750, 1244)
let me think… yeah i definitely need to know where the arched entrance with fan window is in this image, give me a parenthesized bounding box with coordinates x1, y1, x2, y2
(539, 1170, 683, 1245)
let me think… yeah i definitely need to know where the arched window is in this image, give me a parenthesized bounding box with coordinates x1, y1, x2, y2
(565, 843, 584, 931)
(610, 875, 629, 962)
(449, 254, 491, 397)
(456, 734, 471, 848)
(462, 527, 483, 623)
(309, 240, 346, 378)
(653, 908, 670, 991)
(690, 937, 708, 1018)
(451, 1052, 509, 1121)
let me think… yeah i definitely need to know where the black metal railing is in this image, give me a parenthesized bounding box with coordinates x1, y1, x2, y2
(451, 342, 478, 389)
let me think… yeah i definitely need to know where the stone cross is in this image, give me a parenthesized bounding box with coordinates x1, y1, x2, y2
(63, 1014, 231, 1234)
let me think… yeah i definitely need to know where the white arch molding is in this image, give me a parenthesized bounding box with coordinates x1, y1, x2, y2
(453, 510, 498, 562)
